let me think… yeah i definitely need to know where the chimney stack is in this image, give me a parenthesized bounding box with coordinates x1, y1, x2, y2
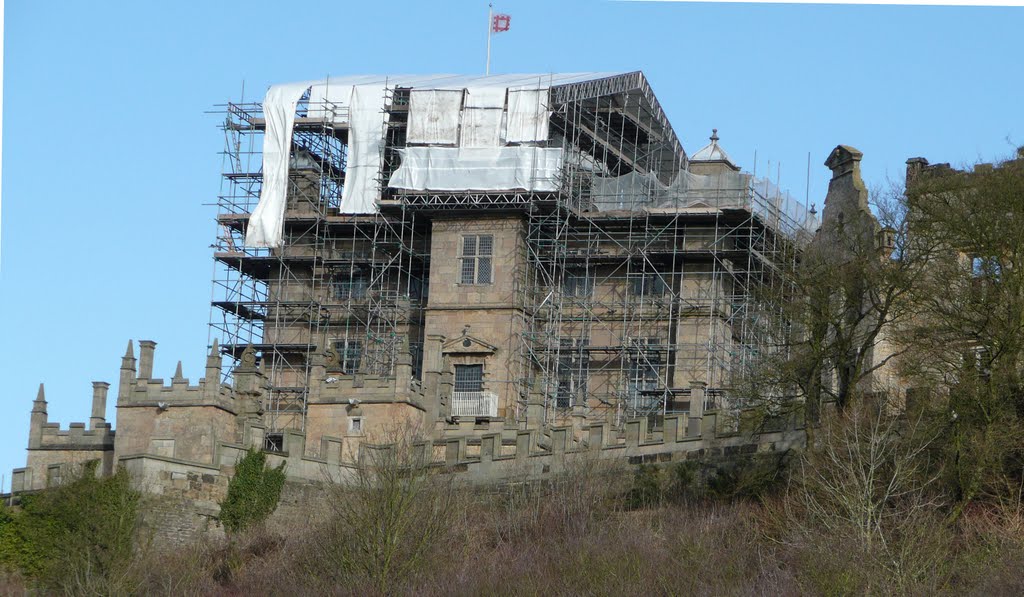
(138, 340, 157, 380)
(90, 382, 109, 430)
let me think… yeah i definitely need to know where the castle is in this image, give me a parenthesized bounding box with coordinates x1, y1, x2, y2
(11, 72, 895, 540)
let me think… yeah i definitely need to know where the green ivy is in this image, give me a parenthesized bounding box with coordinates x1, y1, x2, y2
(219, 448, 286, 534)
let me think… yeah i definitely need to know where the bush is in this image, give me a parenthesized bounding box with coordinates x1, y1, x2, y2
(220, 448, 286, 534)
(666, 460, 699, 502)
(626, 464, 663, 509)
(0, 462, 140, 594)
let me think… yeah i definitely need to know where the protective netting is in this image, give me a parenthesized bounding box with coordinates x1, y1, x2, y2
(590, 169, 819, 237)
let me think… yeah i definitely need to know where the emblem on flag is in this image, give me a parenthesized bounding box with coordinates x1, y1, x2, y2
(492, 13, 511, 33)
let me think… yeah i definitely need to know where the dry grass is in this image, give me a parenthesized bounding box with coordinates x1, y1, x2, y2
(86, 466, 1021, 597)
(6, 449, 1024, 595)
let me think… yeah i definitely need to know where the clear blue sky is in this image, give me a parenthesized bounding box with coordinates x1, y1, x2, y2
(1, 1, 1021, 489)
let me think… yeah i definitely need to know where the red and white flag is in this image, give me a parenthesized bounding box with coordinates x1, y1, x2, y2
(491, 13, 511, 33)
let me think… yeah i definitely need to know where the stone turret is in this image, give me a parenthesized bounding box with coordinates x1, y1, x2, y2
(29, 384, 48, 449)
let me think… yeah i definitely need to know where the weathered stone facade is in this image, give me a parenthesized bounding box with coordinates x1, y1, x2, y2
(10, 74, 855, 545)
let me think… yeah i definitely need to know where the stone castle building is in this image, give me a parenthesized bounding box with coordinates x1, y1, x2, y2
(13, 73, 868, 524)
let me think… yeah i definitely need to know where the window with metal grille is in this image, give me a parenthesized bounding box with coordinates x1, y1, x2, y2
(333, 338, 363, 374)
(454, 364, 484, 392)
(333, 270, 368, 300)
(460, 235, 493, 284)
(556, 338, 589, 409)
(629, 273, 668, 297)
(562, 268, 594, 298)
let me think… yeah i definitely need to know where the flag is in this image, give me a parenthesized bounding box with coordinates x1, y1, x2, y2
(492, 13, 511, 33)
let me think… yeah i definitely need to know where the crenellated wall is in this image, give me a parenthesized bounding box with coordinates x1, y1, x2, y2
(113, 340, 240, 466)
(10, 334, 805, 547)
(13, 382, 116, 492)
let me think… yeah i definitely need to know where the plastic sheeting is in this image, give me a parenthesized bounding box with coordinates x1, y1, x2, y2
(407, 89, 464, 145)
(461, 87, 506, 148)
(461, 107, 504, 148)
(342, 84, 392, 214)
(246, 73, 626, 247)
(590, 169, 819, 237)
(388, 147, 563, 192)
(245, 81, 316, 247)
(506, 89, 549, 143)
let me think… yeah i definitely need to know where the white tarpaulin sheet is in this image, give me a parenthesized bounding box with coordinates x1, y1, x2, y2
(245, 81, 314, 247)
(506, 89, 549, 143)
(388, 147, 563, 192)
(461, 86, 506, 148)
(461, 108, 503, 148)
(246, 73, 624, 247)
(407, 89, 464, 145)
(342, 84, 391, 214)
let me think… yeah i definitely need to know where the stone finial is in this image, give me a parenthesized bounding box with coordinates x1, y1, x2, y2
(32, 383, 47, 413)
(118, 340, 138, 402)
(172, 361, 185, 383)
(710, 128, 719, 142)
(205, 339, 222, 384)
(207, 339, 221, 363)
(240, 344, 257, 370)
(30, 383, 48, 449)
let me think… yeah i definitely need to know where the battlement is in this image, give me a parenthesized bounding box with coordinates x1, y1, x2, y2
(19, 380, 117, 492)
(116, 339, 235, 414)
(37, 422, 114, 450)
(906, 148, 1024, 186)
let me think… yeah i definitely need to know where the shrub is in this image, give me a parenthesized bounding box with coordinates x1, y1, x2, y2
(0, 462, 140, 594)
(626, 464, 663, 509)
(286, 426, 459, 595)
(220, 448, 286, 534)
(666, 460, 699, 502)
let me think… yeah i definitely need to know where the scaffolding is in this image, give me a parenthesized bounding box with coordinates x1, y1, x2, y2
(208, 71, 815, 433)
(210, 93, 429, 433)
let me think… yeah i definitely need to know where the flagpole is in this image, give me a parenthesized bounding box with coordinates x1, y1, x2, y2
(486, 3, 492, 75)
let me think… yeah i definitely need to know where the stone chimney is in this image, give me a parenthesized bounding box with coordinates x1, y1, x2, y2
(906, 157, 929, 186)
(138, 340, 157, 380)
(90, 382, 109, 430)
(825, 145, 864, 180)
(818, 145, 872, 234)
(29, 383, 48, 449)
